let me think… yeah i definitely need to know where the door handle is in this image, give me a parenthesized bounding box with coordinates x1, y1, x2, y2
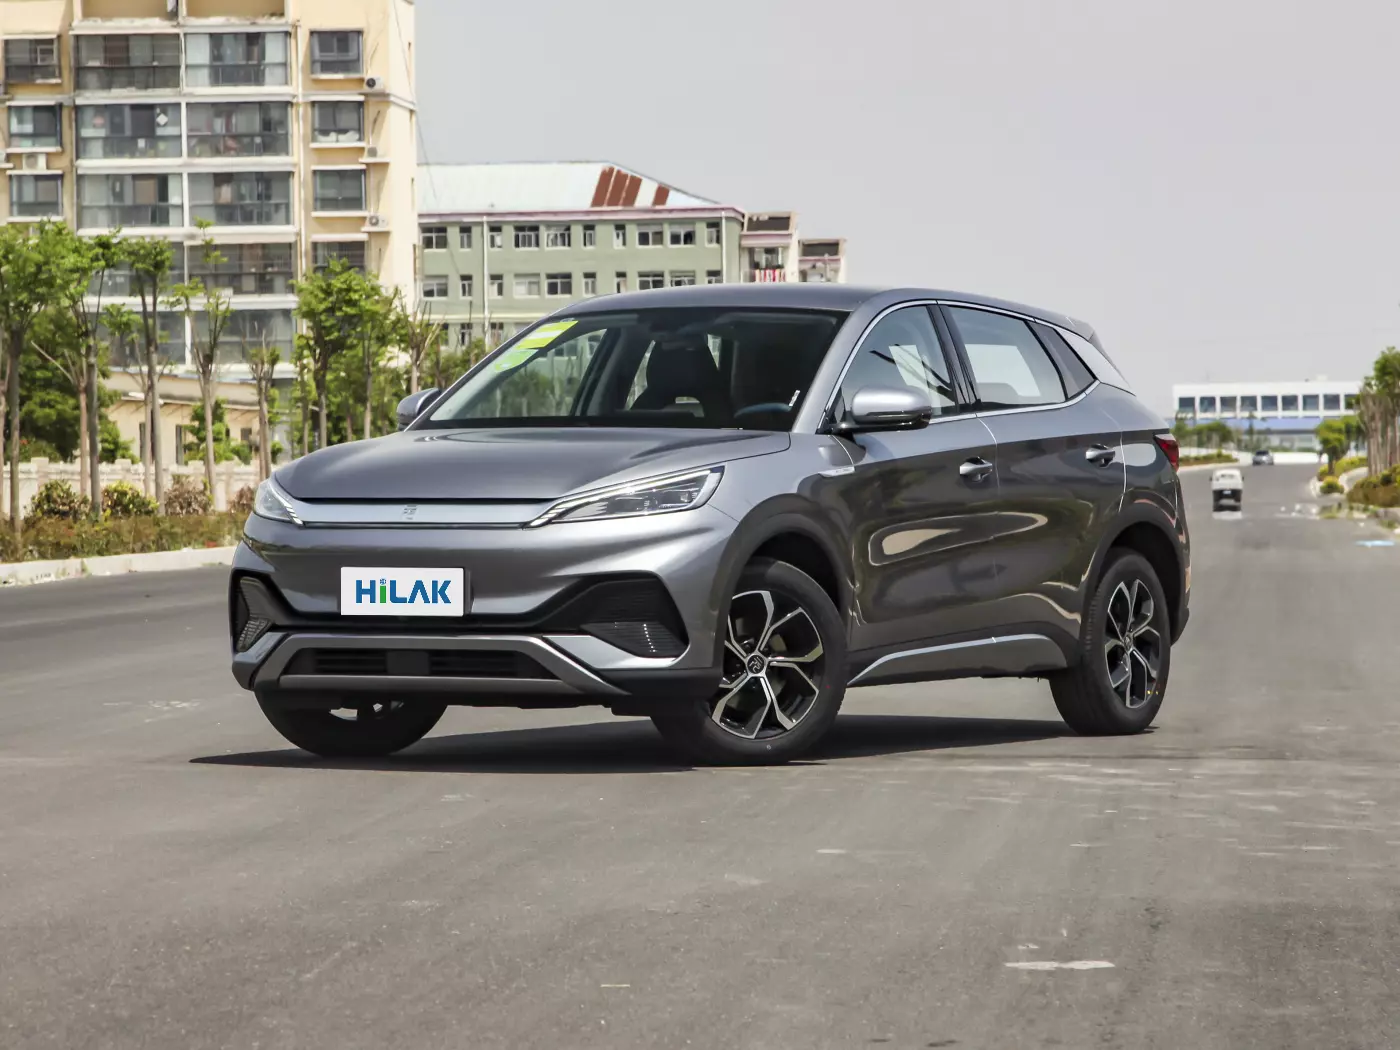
(959, 457, 994, 482)
(1086, 445, 1117, 466)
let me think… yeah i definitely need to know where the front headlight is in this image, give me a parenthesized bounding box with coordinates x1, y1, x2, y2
(252, 476, 302, 525)
(527, 467, 723, 528)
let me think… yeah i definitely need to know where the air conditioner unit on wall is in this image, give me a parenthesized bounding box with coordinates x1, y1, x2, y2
(364, 76, 385, 92)
(363, 146, 379, 159)
(365, 214, 387, 228)
(21, 153, 48, 172)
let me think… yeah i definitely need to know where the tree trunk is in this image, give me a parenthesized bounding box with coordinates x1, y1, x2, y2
(363, 361, 373, 441)
(409, 356, 419, 395)
(345, 405, 356, 443)
(257, 392, 271, 481)
(201, 380, 217, 500)
(148, 352, 165, 514)
(77, 383, 90, 500)
(86, 355, 101, 515)
(7, 342, 21, 539)
(316, 381, 328, 452)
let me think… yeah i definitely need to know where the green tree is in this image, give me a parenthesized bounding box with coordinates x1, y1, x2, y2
(184, 398, 252, 466)
(243, 332, 280, 481)
(166, 222, 234, 497)
(123, 237, 175, 512)
(0, 221, 66, 536)
(397, 296, 444, 395)
(1316, 417, 1350, 474)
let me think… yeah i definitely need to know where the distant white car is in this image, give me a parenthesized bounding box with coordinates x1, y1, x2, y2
(1211, 468, 1243, 511)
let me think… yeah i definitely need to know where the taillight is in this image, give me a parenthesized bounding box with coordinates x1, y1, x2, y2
(1155, 434, 1180, 471)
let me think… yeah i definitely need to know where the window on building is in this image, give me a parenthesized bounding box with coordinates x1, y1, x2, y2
(1220, 395, 1237, 415)
(312, 169, 366, 212)
(208, 308, 295, 364)
(582, 273, 597, 296)
(459, 226, 473, 250)
(582, 225, 596, 248)
(669, 224, 696, 246)
(189, 172, 293, 225)
(190, 242, 295, 295)
(705, 270, 722, 285)
(9, 174, 63, 219)
(613, 224, 627, 248)
(841, 306, 958, 418)
(669, 271, 696, 287)
(615, 272, 628, 293)
(1345, 393, 1358, 410)
(514, 225, 540, 249)
(1240, 395, 1258, 412)
(1176, 396, 1195, 415)
(945, 308, 1067, 408)
(1261, 395, 1278, 412)
(186, 32, 290, 88)
(489, 226, 503, 249)
(514, 273, 541, 297)
(489, 321, 504, 345)
(76, 34, 181, 90)
(186, 101, 289, 158)
(311, 100, 363, 144)
(310, 30, 363, 76)
(421, 225, 448, 250)
(421, 276, 449, 299)
(544, 224, 571, 249)
(705, 221, 721, 247)
(457, 323, 474, 347)
(637, 224, 663, 247)
(313, 241, 366, 272)
(459, 276, 473, 298)
(1323, 393, 1341, 412)
(5, 38, 60, 83)
(489, 274, 503, 297)
(7, 105, 62, 149)
(77, 103, 182, 160)
(638, 271, 665, 290)
(1302, 394, 1319, 412)
(78, 173, 183, 229)
(1282, 394, 1299, 412)
(1199, 396, 1216, 414)
(546, 272, 573, 297)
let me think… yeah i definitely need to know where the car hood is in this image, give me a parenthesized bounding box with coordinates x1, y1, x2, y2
(276, 428, 789, 502)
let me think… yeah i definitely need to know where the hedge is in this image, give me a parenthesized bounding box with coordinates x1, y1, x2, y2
(1349, 468, 1400, 509)
(0, 513, 244, 564)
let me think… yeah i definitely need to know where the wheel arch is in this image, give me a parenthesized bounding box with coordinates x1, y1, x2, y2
(1088, 508, 1187, 643)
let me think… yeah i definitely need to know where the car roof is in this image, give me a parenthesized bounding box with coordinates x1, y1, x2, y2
(560, 283, 1101, 345)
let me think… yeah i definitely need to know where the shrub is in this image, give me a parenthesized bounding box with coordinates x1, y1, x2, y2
(0, 513, 243, 564)
(164, 475, 212, 516)
(1349, 475, 1400, 509)
(102, 481, 158, 518)
(229, 484, 257, 516)
(17, 438, 63, 463)
(1320, 476, 1344, 495)
(26, 480, 91, 522)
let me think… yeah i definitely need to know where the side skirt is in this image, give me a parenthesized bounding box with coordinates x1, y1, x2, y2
(848, 633, 1069, 688)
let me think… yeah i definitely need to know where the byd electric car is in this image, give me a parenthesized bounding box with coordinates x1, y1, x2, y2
(231, 284, 1190, 765)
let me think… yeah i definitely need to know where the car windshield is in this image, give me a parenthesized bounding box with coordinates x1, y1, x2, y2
(420, 307, 847, 431)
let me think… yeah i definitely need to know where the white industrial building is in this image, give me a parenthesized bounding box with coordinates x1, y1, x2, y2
(1171, 379, 1361, 450)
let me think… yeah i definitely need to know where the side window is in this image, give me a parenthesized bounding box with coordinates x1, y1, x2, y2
(945, 308, 1066, 408)
(840, 306, 958, 417)
(1031, 322, 1096, 397)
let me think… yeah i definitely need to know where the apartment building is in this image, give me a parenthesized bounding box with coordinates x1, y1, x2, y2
(417, 161, 849, 347)
(1, 0, 417, 457)
(1172, 378, 1361, 450)
(739, 212, 847, 285)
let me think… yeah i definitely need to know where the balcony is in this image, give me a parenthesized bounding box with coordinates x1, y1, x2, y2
(6, 105, 62, 150)
(188, 131, 290, 159)
(191, 243, 295, 296)
(187, 102, 290, 158)
(746, 269, 788, 283)
(77, 104, 183, 160)
(189, 172, 293, 227)
(75, 35, 182, 92)
(78, 173, 183, 230)
(82, 203, 180, 228)
(185, 33, 290, 89)
(9, 174, 64, 219)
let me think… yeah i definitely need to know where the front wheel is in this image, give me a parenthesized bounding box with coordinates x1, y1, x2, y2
(650, 558, 848, 765)
(1049, 549, 1171, 735)
(257, 695, 447, 757)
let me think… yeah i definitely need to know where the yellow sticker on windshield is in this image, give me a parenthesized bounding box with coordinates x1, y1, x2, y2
(513, 319, 578, 350)
(491, 347, 534, 373)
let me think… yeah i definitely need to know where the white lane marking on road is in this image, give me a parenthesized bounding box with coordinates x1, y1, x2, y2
(1070, 843, 1100, 848)
(724, 873, 765, 886)
(1006, 960, 1115, 971)
(600, 984, 631, 989)
(1017, 943, 1040, 950)
(816, 848, 848, 855)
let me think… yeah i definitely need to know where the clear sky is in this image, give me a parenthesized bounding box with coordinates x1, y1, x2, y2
(415, 0, 1400, 412)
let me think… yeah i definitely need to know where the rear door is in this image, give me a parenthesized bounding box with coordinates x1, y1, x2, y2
(819, 304, 1005, 663)
(940, 305, 1125, 647)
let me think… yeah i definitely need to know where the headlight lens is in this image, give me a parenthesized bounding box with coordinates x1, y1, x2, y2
(252, 477, 301, 525)
(528, 467, 723, 528)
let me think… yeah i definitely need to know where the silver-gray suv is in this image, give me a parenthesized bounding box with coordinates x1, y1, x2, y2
(231, 284, 1191, 764)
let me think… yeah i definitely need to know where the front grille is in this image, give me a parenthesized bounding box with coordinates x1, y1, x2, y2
(284, 648, 553, 680)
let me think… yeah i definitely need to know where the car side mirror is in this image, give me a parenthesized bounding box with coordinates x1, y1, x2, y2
(396, 388, 439, 430)
(838, 386, 935, 433)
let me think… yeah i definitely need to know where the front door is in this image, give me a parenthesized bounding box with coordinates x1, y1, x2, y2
(819, 305, 1005, 665)
(941, 305, 1126, 648)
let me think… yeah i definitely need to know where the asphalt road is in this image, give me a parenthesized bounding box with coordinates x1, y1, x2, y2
(3, 464, 1400, 1050)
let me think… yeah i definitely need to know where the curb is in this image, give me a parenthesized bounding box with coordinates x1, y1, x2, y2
(0, 546, 237, 588)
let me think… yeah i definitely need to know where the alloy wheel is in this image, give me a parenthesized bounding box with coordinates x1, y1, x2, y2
(711, 589, 825, 739)
(1103, 578, 1162, 710)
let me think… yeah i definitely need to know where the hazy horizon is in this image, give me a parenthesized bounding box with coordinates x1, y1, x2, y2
(416, 0, 1400, 412)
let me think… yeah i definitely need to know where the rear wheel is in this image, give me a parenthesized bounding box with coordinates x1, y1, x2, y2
(650, 559, 847, 765)
(1049, 549, 1171, 735)
(257, 696, 446, 757)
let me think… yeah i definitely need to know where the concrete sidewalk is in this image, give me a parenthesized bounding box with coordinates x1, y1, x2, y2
(0, 546, 236, 587)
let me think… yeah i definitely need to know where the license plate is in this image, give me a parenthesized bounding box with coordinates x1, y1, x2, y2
(339, 567, 467, 616)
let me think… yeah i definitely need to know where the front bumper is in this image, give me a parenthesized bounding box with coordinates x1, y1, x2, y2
(231, 506, 740, 711)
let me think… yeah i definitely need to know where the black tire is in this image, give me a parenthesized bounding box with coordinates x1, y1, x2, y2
(1049, 549, 1171, 735)
(650, 558, 848, 765)
(257, 696, 447, 758)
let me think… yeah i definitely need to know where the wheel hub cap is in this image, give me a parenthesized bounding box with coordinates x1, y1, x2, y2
(710, 588, 826, 741)
(1103, 577, 1162, 710)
